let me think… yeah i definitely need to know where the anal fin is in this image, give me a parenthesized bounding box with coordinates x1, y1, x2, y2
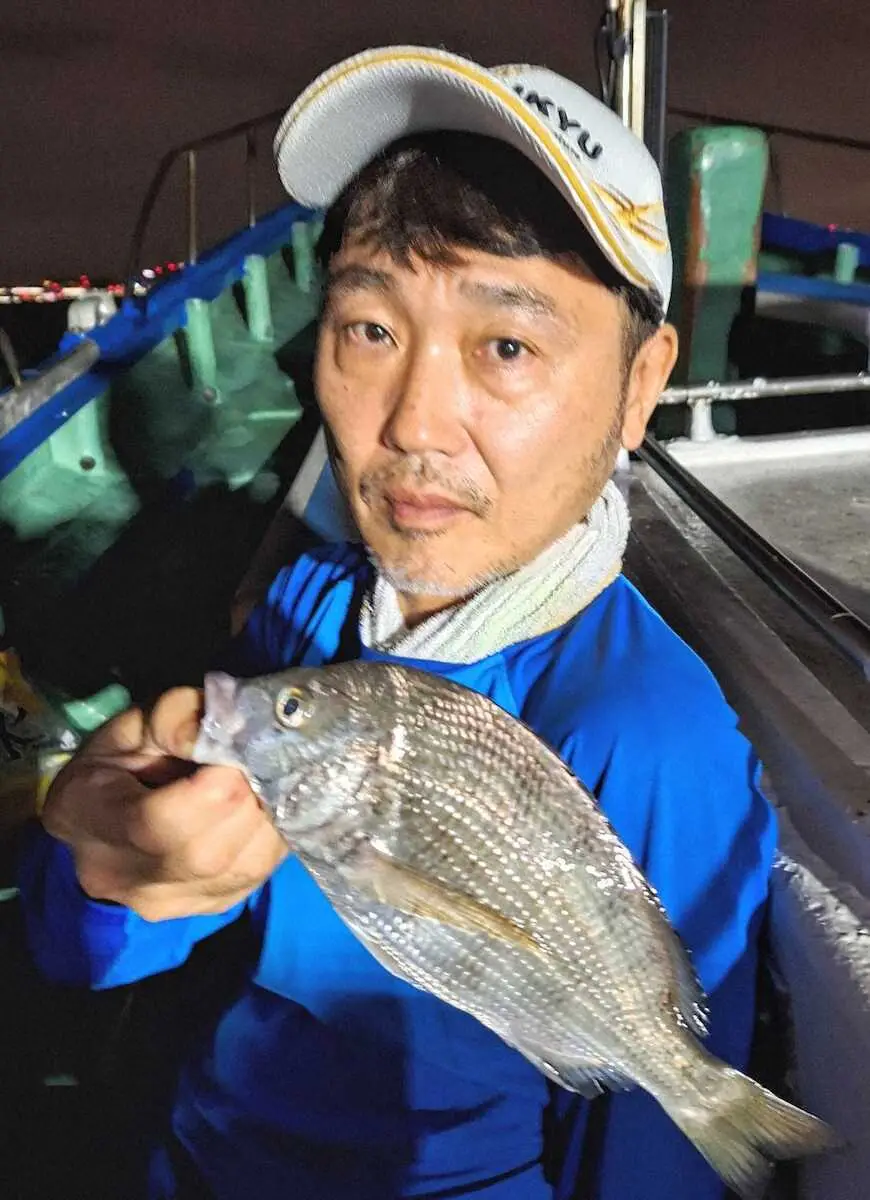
(516, 1037, 636, 1098)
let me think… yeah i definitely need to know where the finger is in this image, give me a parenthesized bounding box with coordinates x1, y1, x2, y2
(81, 706, 147, 758)
(63, 688, 206, 784)
(161, 783, 281, 884)
(122, 765, 257, 858)
(223, 812, 289, 890)
(44, 760, 150, 847)
(120, 817, 288, 918)
(116, 877, 272, 921)
(76, 798, 285, 914)
(45, 760, 250, 856)
(130, 755, 200, 789)
(148, 687, 204, 760)
(78, 704, 189, 775)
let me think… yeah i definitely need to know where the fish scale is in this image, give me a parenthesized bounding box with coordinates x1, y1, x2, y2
(194, 659, 840, 1199)
(317, 667, 687, 1049)
(362, 722, 686, 1071)
(362, 672, 641, 1018)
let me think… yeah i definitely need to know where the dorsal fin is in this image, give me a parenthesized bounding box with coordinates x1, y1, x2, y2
(655, 895, 709, 1037)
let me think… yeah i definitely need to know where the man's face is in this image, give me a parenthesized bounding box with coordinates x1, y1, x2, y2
(315, 241, 674, 613)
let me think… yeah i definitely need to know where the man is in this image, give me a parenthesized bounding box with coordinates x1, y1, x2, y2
(17, 46, 775, 1200)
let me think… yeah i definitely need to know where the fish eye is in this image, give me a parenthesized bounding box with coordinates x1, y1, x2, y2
(275, 686, 308, 728)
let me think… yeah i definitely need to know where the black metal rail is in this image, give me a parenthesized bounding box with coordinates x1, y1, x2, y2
(669, 107, 870, 156)
(123, 105, 288, 298)
(638, 435, 870, 680)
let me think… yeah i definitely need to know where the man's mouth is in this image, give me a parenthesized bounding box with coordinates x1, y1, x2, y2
(383, 488, 469, 529)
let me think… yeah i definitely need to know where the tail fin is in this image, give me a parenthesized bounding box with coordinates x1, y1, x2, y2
(666, 1067, 841, 1200)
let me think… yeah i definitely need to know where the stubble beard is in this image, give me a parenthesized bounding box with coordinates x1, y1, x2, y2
(355, 453, 508, 599)
(343, 397, 627, 603)
(371, 540, 523, 599)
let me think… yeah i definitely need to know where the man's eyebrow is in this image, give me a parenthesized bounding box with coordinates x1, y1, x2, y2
(458, 279, 560, 319)
(324, 264, 396, 299)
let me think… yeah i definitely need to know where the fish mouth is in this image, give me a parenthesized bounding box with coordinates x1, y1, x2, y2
(192, 671, 247, 769)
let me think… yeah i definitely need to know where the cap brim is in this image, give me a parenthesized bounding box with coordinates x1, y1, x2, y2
(274, 46, 656, 295)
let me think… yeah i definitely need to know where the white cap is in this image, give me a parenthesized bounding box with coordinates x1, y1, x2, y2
(275, 45, 672, 309)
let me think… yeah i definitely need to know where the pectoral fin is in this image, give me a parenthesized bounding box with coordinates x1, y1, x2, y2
(361, 847, 542, 956)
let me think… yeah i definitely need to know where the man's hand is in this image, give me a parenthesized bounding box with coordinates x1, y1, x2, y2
(42, 688, 288, 921)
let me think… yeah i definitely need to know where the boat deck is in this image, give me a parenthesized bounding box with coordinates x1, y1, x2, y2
(670, 431, 870, 626)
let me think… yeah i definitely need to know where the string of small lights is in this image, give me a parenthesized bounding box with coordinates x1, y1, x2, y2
(0, 261, 185, 304)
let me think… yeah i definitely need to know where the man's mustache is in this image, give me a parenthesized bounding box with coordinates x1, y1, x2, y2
(358, 456, 492, 517)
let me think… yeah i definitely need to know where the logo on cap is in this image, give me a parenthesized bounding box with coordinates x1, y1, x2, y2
(511, 84, 603, 161)
(590, 182, 668, 250)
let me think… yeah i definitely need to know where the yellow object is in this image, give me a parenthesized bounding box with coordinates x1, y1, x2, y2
(0, 650, 78, 830)
(0, 649, 45, 716)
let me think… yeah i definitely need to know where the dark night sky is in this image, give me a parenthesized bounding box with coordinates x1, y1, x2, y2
(4, 0, 869, 282)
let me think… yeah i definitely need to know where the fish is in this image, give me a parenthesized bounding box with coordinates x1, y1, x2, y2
(192, 660, 839, 1198)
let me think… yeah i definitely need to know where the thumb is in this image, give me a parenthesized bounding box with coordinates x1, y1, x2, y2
(147, 687, 204, 760)
(72, 689, 204, 782)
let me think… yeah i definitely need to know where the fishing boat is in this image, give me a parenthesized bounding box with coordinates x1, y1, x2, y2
(1, 6, 868, 1197)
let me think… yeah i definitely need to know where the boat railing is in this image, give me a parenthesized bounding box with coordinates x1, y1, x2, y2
(670, 104, 870, 231)
(663, 106, 870, 437)
(659, 371, 870, 440)
(123, 104, 289, 300)
(669, 107, 870, 157)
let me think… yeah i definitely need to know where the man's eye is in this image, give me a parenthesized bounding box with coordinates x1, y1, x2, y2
(344, 322, 393, 346)
(487, 338, 530, 363)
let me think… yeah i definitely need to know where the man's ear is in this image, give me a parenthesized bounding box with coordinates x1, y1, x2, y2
(620, 323, 679, 451)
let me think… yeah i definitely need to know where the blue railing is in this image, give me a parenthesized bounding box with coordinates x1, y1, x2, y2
(0, 201, 313, 482)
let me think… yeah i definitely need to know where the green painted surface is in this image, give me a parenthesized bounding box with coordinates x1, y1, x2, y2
(0, 222, 323, 715)
(757, 248, 802, 276)
(0, 393, 133, 541)
(185, 297, 220, 394)
(59, 683, 133, 734)
(755, 238, 867, 370)
(292, 219, 317, 293)
(666, 126, 769, 390)
(758, 242, 868, 286)
(243, 254, 274, 343)
(834, 242, 860, 283)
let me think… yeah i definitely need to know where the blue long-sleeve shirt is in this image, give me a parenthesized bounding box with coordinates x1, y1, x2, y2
(18, 542, 776, 1199)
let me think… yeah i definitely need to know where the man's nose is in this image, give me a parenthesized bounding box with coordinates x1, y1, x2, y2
(383, 342, 467, 456)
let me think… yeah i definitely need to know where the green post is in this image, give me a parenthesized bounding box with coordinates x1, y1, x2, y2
(292, 220, 315, 293)
(667, 127, 769, 388)
(820, 242, 861, 355)
(60, 683, 132, 735)
(47, 392, 109, 475)
(243, 254, 274, 342)
(185, 298, 219, 395)
(834, 242, 860, 284)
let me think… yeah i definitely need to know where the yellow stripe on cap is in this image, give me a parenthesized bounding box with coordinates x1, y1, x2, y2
(287, 47, 653, 291)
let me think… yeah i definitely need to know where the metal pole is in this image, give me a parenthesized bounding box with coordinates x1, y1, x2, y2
(245, 128, 257, 229)
(629, 0, 647, 139)
(0, 330, 22, 388)
(616, 0, 635, 125)
(637, 434, 870, 679)
(124, 105, 286, 299)
(187, 148, 199, 266)
(0, 340, 101, 439)
(658, 371, 870, 407)
(596, 0, 620, 109)
(643, 8, 669, 171)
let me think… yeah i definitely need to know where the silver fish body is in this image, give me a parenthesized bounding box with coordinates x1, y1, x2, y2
(194, 660, 838, 1198)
